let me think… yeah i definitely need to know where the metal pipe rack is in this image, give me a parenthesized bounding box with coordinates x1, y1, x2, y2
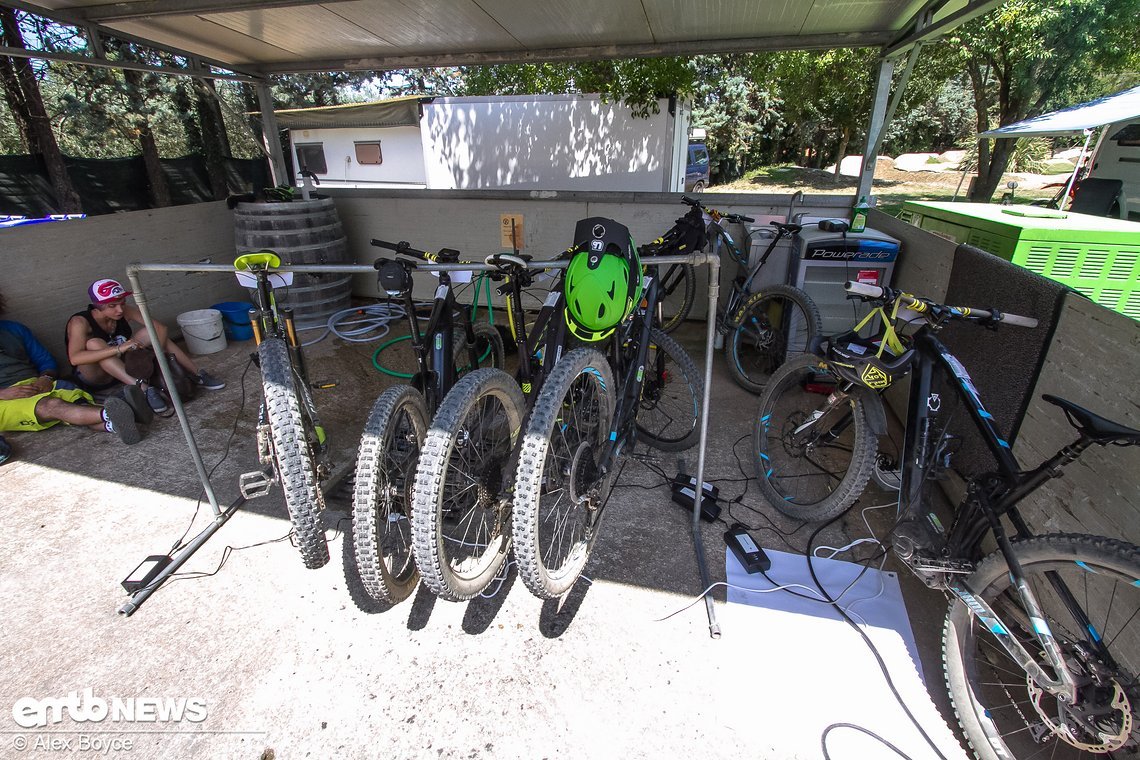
(122, 253, 722, 637)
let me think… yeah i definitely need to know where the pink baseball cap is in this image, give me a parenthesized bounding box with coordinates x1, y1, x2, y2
(88, 278, 132, 305)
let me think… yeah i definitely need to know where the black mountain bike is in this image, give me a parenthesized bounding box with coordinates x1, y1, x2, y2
(511, 256, 704, 599)
(657, 195, 822, 393)
(754, 281, 1140, 759)
(235, 251, 333, 569)
(350, 239, 504, 604)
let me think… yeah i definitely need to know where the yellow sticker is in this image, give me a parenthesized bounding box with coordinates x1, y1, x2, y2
(860, 364, 891, 389)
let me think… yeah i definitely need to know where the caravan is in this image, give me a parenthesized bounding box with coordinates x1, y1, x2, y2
(1089, 116, 1139, 220)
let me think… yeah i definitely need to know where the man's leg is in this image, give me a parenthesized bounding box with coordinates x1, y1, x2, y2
(133, 325, 225, 391)
(34, 396, 141, 445)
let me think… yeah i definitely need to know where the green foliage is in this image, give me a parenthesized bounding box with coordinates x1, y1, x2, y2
(883, 76, 976, 155)
(959, 136, 1051, 173)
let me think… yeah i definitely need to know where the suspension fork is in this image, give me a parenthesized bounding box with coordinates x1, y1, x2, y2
(953, 489, 1080, 703)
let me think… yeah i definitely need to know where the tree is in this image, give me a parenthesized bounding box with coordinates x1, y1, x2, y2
(0, 7, 82, 212)
(688, 55, 781, 182)
(941, 0, 1140, 201)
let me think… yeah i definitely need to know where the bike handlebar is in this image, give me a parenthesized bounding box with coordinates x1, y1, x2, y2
(680, 195, 754, 224)
(370, 238, 464, 266)
(844, 281, 1038, 329)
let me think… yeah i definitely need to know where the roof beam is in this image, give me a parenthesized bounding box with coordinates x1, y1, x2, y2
(883, 0, 1003, 57)
(256, 31, 896, 75)
(0, 44, 257, 81)
(0, 0, 264, 78)
(80, 0, 350, 23)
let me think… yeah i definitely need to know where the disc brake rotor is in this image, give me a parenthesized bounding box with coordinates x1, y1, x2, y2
(1026, 675, 1133, 752)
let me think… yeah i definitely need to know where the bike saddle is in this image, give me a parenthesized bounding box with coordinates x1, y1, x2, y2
(771, 221, 802, 235)
(1043, 394, 1140, 445)
(234, 251, 281, 270)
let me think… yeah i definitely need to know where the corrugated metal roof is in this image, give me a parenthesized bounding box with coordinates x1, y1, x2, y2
(17, 0, 980, 75)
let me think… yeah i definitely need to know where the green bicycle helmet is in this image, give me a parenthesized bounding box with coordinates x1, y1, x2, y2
(564, 217, 642, 342)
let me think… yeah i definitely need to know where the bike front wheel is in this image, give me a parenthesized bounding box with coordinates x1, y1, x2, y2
(260, 337, 329, 569)
(635, 327, 703, 451)
(411, 368, 526, 601)
(752, 353, 876, 522)
(727, 284, 822, 394)
(513, 348, 616, 599)
(351, 385, 428, 605)
(944, 534, 1140, 760)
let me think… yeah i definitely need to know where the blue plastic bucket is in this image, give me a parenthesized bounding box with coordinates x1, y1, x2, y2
(211, 301, 255, 341)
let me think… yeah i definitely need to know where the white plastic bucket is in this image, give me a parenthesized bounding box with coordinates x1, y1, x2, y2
(177, 309, 227, 355)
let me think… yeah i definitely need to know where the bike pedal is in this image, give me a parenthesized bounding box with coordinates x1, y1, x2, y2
(239, 470, 275, 499)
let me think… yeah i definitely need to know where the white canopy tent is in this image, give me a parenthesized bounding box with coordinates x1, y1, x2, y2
(979, 85, 1140, 207)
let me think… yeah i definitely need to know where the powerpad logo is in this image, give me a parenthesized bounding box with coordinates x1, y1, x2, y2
(12, 689, 208, 729)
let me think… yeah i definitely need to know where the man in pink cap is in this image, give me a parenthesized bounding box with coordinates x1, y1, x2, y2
(65, 278, 225, 414)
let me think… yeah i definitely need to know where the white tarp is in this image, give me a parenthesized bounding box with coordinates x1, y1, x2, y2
(980, 85, 1140, 138)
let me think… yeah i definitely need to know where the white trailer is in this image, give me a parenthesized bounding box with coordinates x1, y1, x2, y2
(276, 94, 689, 193)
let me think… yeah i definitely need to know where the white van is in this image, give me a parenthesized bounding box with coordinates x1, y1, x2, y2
(1089, 119, 1140, 221)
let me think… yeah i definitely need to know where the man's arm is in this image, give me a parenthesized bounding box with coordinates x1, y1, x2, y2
(8, 322, 57, 376)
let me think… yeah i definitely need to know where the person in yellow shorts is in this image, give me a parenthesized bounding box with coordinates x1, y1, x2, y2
(0, 290, 141, 460)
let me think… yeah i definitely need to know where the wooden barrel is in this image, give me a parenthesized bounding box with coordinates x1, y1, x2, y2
(233, 198, 352, 326)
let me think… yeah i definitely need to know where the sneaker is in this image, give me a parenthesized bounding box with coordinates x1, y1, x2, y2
(0, 435, 12, 465)
(193, 370, 226, 391)
(103, 397, 142, 445)
(120, 384, 155, 425)
(144, 385, 169, 414)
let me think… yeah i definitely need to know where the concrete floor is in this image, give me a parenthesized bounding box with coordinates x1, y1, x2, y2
(0, 319, 966, 759)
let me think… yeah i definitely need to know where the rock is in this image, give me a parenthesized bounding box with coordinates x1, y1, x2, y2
(894, 152, 942, 171)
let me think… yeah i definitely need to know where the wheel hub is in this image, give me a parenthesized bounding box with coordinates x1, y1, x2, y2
(568, 441, 601, 505)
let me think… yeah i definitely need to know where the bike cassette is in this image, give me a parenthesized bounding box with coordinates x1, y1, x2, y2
(239, 469, 276, 499)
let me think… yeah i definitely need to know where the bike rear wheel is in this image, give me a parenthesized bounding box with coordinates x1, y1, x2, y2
(453, 321, 506, 374)
(351, 385, 428, 605)
(727, 284, 822, 394)
(752, 353, 876, 521)
(411, 368, 526, 601)
(513, 349, 616, 599)
(260, 337, 329, 569)
(634, 327, 703, 451)
(944, 534, 1140, 760)
(657, 263, 696, 334)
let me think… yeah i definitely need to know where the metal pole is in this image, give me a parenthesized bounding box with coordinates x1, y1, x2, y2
(691, 251, 721, 638)
(856, 57, 896, 202)
(125, 265, 223, 520)
(1060, 129, 1094, 211)
(257, 82, 288, 186)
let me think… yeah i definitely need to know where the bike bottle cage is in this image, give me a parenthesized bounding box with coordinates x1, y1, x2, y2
(235, 251, 282, 270)
(1043, 395, 1140, 445)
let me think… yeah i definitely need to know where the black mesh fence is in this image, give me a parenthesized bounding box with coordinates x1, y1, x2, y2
(0, 153, 271, 216)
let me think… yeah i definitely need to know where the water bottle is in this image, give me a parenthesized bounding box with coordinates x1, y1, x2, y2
(851, 196, 870, 233)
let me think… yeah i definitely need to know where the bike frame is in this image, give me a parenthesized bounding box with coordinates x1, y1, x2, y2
(893, 326, 1098, 700)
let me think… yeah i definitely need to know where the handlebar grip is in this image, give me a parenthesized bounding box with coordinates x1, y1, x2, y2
(370, 239, 399, 250)
(681, 195, 699, 206)
(997, 312, 1038, 329)
(844, 281, 885, 299)
(370, 239, 427, 259)
(738, 214, 755, 223)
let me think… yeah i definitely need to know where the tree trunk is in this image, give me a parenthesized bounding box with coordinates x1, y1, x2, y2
(0, 55, 32, 151)
(1, 8, 82, 212)
(193, 78, 231, 199)
(121, 66, 171, 208)
(833, 126, 851, 180)
(971, 135, 1015, 203)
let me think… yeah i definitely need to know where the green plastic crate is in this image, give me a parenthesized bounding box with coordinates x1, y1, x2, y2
(902, 201, 1140, 320)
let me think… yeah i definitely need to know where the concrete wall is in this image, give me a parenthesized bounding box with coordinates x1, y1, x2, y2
(0, 202, 248, 364)
(289, 125, 427, 187)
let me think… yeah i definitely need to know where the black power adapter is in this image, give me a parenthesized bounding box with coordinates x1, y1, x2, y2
(670, 472, 721, 522)
(122, 555, 172, 593)
(724, 524, 771, 573)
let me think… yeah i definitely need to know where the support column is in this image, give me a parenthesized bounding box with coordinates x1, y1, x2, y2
(257, 81, 287, 186)
(855, 56, 895, 202)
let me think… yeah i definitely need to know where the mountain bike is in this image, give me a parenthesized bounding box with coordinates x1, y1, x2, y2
(657, 195, 822, 393)
(350, 239, 505, 604)
(755, 280, 1140, 759)
(235, 251, 333, 569)
(511, 254, 704, 599)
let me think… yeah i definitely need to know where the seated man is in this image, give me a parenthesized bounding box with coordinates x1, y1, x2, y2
(65, 279, 225, 414)
(1, 291, 141, 447)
